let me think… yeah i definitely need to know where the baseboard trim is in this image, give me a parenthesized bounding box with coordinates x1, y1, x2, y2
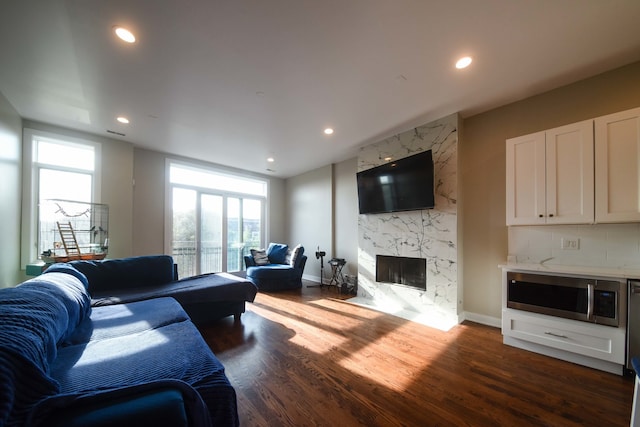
(462, 311, 501, 328)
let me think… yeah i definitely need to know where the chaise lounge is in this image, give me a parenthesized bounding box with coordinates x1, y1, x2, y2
(69, 255, 258, 324)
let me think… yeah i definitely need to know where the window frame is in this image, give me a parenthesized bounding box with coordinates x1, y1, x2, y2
(164, 159, 268, 276)
(21, 128, 101, 267)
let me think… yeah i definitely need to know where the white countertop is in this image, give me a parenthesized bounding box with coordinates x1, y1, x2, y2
(499, 262, 640, 279)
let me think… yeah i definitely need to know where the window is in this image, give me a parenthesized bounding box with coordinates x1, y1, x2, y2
(21, 129, 100, 265)
(167, 162, 267, 278)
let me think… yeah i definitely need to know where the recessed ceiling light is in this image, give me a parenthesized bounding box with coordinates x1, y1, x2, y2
(114, 26, 136, 43)
(116, 116, 130, 124)
(267, 157, 275, 163)
(324, 128, 334, 135)
(455, 56, 473, 69)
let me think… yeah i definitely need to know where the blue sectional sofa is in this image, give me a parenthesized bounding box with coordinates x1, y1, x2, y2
(0, 262, 239, 427)
(244, 243, 307, 291)
(69, 255, 258, 324)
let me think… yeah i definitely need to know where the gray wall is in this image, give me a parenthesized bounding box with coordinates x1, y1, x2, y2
(132, 148, 166, 255)
(333, 158, 358, 278)
(461, 60, 640, 320)
(0, 91, 23, 287)
(284, 159, 359, 283)
(285, 165, 333, 282)
(132, 147, 286, 257)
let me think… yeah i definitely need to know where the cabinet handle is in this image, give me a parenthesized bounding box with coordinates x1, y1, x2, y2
(549, 214, 554, 217)
(544, 331, 568, 339)
(539, 214, 544, 218)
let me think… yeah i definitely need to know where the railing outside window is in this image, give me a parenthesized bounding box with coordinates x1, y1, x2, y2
(172, 242, 252, 279)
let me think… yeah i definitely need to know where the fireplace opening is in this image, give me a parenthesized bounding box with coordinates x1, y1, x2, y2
(376, 255, 426, 290)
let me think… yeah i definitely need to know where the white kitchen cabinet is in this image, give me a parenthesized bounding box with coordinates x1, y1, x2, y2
(502, 308, 626, 375)
(506, 120, 594, 225)
(595, 107, 640, 223)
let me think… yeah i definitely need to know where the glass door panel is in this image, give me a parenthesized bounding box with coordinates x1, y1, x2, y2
(172, 188, 197, 278)
(201, 194, 223, 274)
(242, 198, 262, 259)
(227, 198, 242, 271)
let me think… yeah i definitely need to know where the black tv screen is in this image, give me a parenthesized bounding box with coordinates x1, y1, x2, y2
(357, 150, 435, 214)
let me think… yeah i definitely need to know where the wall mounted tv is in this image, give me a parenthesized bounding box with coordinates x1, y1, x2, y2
(357, 150, 435, 214)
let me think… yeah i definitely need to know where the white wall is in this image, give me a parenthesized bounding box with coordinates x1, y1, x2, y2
(0, 91, 23, 287)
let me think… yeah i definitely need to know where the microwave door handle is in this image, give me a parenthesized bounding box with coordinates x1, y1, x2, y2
(587, 283, 595, 321)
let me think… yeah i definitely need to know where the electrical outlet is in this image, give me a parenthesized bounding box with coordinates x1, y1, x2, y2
(561, 238, 580, 250)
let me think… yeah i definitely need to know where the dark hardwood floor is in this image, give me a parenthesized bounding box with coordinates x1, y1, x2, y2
(199, 281, 634, 426)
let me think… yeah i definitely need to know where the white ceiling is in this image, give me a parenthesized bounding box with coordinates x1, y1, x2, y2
(2, 0, 640, 178)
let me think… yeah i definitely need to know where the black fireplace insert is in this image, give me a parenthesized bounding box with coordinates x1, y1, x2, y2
(376, 255, 426, 290)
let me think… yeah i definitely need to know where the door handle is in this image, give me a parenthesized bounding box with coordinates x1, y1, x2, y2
(587, 283, 595, 321)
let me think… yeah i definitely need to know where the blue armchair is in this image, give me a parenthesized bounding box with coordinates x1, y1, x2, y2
(244, 243, 307, 291)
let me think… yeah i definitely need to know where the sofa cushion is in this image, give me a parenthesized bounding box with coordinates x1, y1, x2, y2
(70, 255, 175, 293)
(266, 243, 288, 264)
(63, 298, 190, 346)
(51, 320, 238, 424)
(250, 249, 269, 266)
(247, 263, 298, 279)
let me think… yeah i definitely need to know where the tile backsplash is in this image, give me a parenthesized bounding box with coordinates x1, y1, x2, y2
(509, 223, 640, 269)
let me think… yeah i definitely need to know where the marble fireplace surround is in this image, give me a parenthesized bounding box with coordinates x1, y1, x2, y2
(349, 113, 460, 331)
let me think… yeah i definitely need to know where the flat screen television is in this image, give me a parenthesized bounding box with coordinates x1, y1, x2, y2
(356, 150, 435, 214)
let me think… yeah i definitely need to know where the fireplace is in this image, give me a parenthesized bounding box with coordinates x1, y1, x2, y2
(376, 255, 426, 290)
(356, 113, 459, 331)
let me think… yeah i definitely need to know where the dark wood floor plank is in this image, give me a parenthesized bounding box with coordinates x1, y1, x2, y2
(200, 282, 634, 426)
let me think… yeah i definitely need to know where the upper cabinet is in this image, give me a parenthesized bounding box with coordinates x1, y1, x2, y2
(595, 107, 640, 223)
(507, 106, 640, 226)
(506, 120, 594, 225)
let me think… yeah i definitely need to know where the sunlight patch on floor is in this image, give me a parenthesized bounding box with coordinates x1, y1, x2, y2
(249, 299, 350, 354)
(346, 297, 458, 332)
(337, 337, 445, 392)
(310, 298, 385, 320)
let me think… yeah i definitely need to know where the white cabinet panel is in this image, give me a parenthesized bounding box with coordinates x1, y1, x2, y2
(595, 107, 640, 223)
(506, 131, 546, 225)
(546, 121, 594, 224)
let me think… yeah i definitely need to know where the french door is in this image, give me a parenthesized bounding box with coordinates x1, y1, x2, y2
(171, 187, 263, 278)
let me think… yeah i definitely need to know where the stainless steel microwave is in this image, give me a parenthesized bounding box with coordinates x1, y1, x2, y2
(506, 271, 625, 327)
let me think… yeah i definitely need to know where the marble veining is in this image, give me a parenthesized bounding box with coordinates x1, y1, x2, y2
(355, 114, 459, 330)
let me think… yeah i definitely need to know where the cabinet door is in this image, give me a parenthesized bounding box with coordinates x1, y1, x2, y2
(595, 107, 640, 223)
(545, 120, 594, 224)
(506, 132, 546, 225)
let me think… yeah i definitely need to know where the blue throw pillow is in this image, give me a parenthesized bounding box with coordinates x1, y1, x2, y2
(267, 243, 289, 264)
